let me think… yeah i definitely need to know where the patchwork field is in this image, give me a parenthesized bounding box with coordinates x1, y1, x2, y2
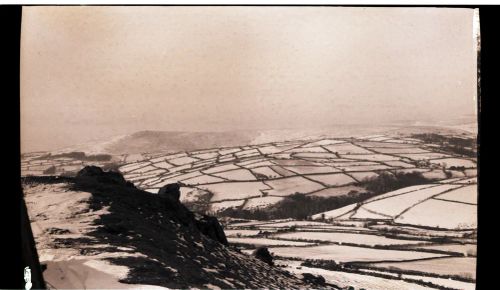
(312, 178, 477, 230)
(21, 131, 477, 290)
(221, 143, 476, 289)
(23, 135, 476, 215)
(277, 260, 439, 290)
(365, 257, 477, 279)
(225, 213, 477, 290)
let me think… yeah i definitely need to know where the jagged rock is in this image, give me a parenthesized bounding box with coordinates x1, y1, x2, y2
(302, 272, 326, 286)
(158, 183, 181, 203)
(252, 247, 273, 266)
(194, 215, 228, 245)
(156, 183, 228, 245)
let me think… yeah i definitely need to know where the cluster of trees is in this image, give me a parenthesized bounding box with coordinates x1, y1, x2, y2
(410, 133, 476, 158)
(449, 166, 467, 172)
(218, 190, 377, 220)
(361, 171, 429, 194)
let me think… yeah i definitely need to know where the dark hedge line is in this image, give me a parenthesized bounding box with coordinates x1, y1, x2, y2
(34, 151, 113, 162)
(216, 171, 430, 220)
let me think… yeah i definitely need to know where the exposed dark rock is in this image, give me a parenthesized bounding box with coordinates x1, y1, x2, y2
(72, 168, 228, 246)
(158, 183, 181, 203)
(75, 165, 132, 187)
(302, 272, 326, 286)
(252, 247, 274, 266)
(194, 215, 228, 245)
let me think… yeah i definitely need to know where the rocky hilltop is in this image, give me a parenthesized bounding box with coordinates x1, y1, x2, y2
(23, 166, 327, 289)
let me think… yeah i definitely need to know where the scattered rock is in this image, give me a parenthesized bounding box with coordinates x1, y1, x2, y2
(302, 272, 326, 286)
(45, 227, 71, 235)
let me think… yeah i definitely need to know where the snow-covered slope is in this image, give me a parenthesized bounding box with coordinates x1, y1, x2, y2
(22, 170, 312, 289)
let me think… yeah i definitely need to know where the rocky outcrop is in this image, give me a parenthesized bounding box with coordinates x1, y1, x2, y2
(194, 215, 228, 245)
(157, 183, 228, 245)
(158, 183, 181, 203)
(75, 166, 134, 188)
(73, 169, 228, 246)
(252, 247, 274, 266)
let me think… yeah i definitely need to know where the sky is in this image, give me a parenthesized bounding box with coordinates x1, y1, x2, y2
(21, 6, 478, 152)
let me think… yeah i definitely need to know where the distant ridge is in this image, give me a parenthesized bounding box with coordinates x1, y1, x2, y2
(47, 127, 390, 156)
(51, 130, 258, 155)
(104, 130, 262, 154)
(47, 123, 477, 156)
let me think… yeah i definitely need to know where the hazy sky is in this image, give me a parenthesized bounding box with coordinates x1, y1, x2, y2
(21, 7, 478, 152)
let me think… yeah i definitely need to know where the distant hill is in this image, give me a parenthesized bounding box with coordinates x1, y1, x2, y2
(100, 130, 263, 155)
(44, 121, 477, 157)
(49, 126, 408, 156)
(51, 131, 260, 155)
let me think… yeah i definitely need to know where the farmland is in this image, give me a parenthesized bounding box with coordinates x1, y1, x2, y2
(224, 196, 476, 289)
(21, 131, 477, 289)
(23, 133, 474, 220)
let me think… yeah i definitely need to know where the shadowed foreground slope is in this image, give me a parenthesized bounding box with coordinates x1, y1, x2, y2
(23, 167, 328, 289)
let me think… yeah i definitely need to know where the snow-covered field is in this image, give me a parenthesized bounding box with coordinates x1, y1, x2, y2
(311, 179, 477, 230)
(367, 257, 476, 279)
(23, 134, 476, 216)
(228, 237, 315, 247)
(278, 260, 438, 290)
(268, 244, 444, 263)
(227, 213, 477, 289)
(272, 231, 427, 246)
(22, 131, 477, 290)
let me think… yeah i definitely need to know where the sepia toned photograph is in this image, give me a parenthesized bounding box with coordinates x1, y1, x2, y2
(20, 6, 479, 290)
